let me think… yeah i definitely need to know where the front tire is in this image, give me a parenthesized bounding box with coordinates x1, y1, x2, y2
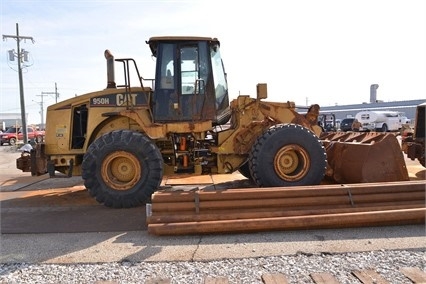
(248, 124, 326, 187)
(82, 130, 163, 208)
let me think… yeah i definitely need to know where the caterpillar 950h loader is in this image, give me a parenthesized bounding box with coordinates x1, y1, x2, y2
(17, 36, 409, 208)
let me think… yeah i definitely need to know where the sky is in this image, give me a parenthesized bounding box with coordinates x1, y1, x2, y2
(1, 0, 425, 125)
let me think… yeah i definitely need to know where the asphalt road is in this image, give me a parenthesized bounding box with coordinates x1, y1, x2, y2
(0, 144, 425, 263)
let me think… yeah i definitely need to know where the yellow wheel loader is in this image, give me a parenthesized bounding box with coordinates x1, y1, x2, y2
(17, 36, 409, 208)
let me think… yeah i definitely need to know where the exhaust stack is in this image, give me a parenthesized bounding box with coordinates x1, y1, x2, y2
(104, 49, 116, 88)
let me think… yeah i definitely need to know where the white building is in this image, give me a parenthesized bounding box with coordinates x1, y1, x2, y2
(0, 113, 26, 130)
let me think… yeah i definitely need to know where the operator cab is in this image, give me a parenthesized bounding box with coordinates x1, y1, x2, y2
(147, 37, 231, 125)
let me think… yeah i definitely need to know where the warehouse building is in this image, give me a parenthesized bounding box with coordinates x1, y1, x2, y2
(319, 99, 425, 121)
(298, 84, 424, 122)
(0, 113, 24, 131)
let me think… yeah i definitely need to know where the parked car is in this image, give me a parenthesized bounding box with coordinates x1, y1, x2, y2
(340, 118, 355, 132)
(0, 127, 18, 145)
(0, 127, 45, 146)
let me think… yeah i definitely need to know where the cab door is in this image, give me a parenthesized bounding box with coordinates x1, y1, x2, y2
(153, 41, 214, 123)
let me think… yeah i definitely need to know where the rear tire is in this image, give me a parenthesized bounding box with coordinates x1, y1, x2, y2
(9, 138, 16, 146)
(237, 161, 252, 180)
(419, 149, 425, 167)
(248, 124, 326, 187)
(377, 124, 388, 132)
(82, 130, 163, 208)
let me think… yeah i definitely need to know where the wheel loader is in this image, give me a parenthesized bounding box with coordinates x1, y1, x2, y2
(16, 36, 409, 208)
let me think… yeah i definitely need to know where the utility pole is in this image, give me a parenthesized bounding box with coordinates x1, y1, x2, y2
(36, 93, 48, 129)
(42, 82, 60, 104)
(55, 82, 59, 103)
(39, 83, 60, 130)
(3, 23, 35, 144)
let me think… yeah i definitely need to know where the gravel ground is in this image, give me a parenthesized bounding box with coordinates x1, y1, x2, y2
(0, 249, 425, 283)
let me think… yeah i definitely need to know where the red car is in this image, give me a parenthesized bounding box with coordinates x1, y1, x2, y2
(0, 127, 45, 146)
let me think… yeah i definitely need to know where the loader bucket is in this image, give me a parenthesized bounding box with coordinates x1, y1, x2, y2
(320, 132, 409, 184)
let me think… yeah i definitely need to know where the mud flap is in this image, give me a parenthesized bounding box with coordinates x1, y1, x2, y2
(16, 144, 48, 176)
(31, 144, 48, 176)
(321, 132, 409, 183)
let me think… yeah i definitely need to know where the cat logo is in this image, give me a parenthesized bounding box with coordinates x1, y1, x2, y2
(117, 93, 137, 106)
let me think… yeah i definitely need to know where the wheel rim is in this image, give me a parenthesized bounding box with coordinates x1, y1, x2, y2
(274, 144, 310, 181)
(101, 151, 142, 191)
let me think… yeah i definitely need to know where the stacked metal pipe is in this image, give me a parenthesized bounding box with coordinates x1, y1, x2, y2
(147, 181, 426, 235)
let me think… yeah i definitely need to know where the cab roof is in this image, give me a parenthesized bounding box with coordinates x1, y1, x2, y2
(147, 36, 220, 57)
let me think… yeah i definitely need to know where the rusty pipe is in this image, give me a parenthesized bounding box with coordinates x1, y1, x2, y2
(148, 208, 425, 235)
(104, 49, 116, 88)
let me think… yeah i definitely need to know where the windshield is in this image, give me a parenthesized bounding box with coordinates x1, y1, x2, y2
(4, 127, 18, 133)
